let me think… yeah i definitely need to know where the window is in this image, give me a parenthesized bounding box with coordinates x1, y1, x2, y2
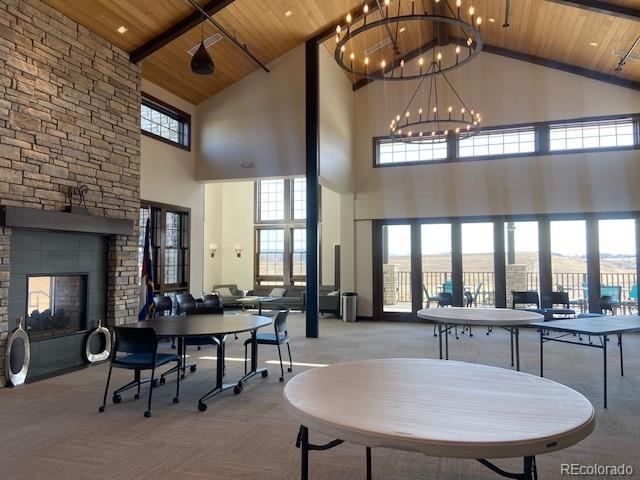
(292, 178, 306, 220)
(257, 229, 285, 278)
(138, 201, 190, 296)
(141, 93, 191, 150)
(549, 117, 635, 151)
(458, 127, 536, 158)
(255, 178, 306, 286)
(376, 136, 448, 165)
(258, 179, 285, 221)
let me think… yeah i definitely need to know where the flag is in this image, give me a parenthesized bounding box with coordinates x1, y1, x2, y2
(138, 213, 155, 320)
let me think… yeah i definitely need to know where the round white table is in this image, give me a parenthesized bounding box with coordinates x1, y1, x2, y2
(284, 358, 595, 480)
(417, 308, 544, 370)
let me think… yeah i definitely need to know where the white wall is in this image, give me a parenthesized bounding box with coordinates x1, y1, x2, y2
(319, 46, 355, 193)
(202, 181, 255, 291)
(321, 186, 341, 286)
(196, 46, 305, 181)
(140, 79, 205, 295)
(354, 52, 640, 220)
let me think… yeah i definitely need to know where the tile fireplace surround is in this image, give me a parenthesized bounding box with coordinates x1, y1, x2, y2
(0, 0, 143, 385)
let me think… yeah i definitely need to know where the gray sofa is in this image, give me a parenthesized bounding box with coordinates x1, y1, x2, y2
(212, 284, 251, 307)
(301, 287, 341, 317)
(253, 286, 305, 312)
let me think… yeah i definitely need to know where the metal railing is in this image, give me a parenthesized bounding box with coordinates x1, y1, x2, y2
(394, 271, 638, 306)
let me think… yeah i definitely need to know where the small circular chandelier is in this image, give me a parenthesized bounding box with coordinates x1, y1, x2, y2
(334, 0, 484, 81)
(389, 56, 482, 143)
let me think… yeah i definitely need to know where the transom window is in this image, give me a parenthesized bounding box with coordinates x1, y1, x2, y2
(141, 93, 190, 150)
(377, 136, 448, 165)
(549, 117, 635, 151)
(293, 178, 307, 220)
(259, 179, 285, 221)
(255, 178, 306, 286)
(458, 127, 536, 158)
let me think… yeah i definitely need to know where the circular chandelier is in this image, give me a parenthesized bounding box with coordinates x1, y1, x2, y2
(333, 0, 484, 81)
(389, 56, 482, 143)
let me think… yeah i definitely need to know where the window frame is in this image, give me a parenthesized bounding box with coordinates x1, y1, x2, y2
(254, 178, 306, 287)
(141, 92, 191, 151)
(373, 113, 640, 168)
(139, 199, 191, 297)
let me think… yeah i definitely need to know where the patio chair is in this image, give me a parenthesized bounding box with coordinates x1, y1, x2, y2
(423, 285, 440, 309)
(621, 284, 638, 315)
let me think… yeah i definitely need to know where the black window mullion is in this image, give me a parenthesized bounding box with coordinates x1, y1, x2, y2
(538, 218, 552, 304)
(451, 221, 464, 307)
(410, 222, 423, 313)
(493, 219, 506, 308)
(586, 216, 601, 314)
(537, 124, 550, 155)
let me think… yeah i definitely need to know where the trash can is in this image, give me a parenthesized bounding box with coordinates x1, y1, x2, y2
(341, 292, 357, 322)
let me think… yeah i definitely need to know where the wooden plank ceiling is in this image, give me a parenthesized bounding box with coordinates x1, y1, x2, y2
(44, 0, 640, 104)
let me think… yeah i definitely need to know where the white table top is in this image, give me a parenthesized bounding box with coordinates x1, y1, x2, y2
(283, 358, 594, 459)
(417, 307, 544, 326)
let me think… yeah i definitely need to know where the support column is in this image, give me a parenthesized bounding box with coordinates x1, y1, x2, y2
(305, 40, 319, 338)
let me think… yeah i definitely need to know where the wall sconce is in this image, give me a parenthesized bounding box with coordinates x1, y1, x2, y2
(234, 244, 243, 258)
(208, 243, 218, 258)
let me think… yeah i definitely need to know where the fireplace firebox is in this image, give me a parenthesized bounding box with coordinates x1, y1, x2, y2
(26, 274, 88, 340)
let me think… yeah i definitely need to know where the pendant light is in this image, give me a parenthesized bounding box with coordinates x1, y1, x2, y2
(191, 0, 214, 75)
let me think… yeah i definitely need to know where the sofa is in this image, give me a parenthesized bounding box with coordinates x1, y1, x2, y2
(252, 286, 305, 312)
(301, 287, 341, 317)
(212, 284, 250, 308)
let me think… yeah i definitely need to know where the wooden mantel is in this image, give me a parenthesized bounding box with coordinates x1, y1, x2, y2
(0, 206, 133, 236)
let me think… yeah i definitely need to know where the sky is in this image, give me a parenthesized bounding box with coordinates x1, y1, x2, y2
(386, 219, 636, 257)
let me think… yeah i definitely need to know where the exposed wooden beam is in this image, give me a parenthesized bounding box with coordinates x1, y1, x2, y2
(353, 39, 437, 90)
(129, 0, 235, 64)
(545, 0, 640, 22)
(481, 43, 640, 91)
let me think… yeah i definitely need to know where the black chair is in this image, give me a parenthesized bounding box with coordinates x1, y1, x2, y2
(153, 296, 173, 317)
(162, 306, 225, 382)
(244, 309, 292, 382)
(512, 291, 544, 314)
(202, 293, 221, 308)
(541, 291, 575, 321)
(176, 293, 197, 314)
(99, 327, 180, 418)
(434, 292, 454, 337)
(600, 295, 615, 315)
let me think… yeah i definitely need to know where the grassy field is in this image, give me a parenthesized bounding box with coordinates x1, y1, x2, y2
(389, 252, 636, 274)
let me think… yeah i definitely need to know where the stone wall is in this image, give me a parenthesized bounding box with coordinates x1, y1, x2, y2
(0, 0, 141, 385)
(506, 264, 528, 308)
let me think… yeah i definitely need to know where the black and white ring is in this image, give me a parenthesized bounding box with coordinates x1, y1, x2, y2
(5, 318, 30, 387)
(84, 321, 111, 363)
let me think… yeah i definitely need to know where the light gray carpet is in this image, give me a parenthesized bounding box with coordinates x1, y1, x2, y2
(0, 314, 638, 480)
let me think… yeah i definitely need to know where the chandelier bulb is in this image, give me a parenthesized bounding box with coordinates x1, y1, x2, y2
(444, 130, 448, 135)
(381, 59, 386, 68)
(433, 106, 437, 112)
(364, 56, 369, 65)
(467, 37, 473, 46)
(408, 131, 412, 137)
(400, 59, 405, 68)
(467, 124, 471, 130)
(418, 108, 423, 114)
(431, 131, 436, 136)
(406, 111, 410, 117)
(346, 13, 352, 23)
(456, 46, 461, 54)
(455, 128, 460, 133)
(335, 35, 340, 44)
(448, 106, 453, 112)
(419, 131, 423, 137)
(461, 107, 466, 113)
(469, 6, 475, 15)
(340, 45, 346, 53)
(396, 114, 401, 121)
(350, 52, 355, 61)
(364, 4, 369, 13)
(471, 109, 474, 114)
(436, 52, 442, 61)
(456, 0, 462, 6)
(384, 0, 390, 5)
(476, 16, 482, 25)
(336, 25, 341, 34)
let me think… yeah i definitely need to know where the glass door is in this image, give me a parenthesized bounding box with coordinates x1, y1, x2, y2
(599, 219, 636, 315)
(421, 224, 452, 308)
(382, 224, 413, 313)
(461, 222, 495, 307)
(550, 220, 587, 311)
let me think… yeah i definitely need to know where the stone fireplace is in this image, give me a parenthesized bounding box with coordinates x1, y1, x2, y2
(0, 0, 142, 385)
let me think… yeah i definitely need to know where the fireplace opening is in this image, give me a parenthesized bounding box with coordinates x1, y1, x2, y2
(25, 274, 88, 340)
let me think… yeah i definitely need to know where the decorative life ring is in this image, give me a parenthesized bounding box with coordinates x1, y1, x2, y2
(84, 320, 112, 363)
(5, 317, 30, 387)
